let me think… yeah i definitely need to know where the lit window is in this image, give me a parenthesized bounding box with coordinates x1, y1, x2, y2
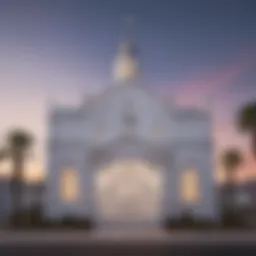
(60, 167, 79, 203)
(180, 168, 200, 203)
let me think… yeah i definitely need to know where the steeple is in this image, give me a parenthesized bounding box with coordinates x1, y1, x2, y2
(113, 17, 139, 83)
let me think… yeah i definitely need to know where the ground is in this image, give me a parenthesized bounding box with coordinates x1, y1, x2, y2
(1, 228, 256, 243)
(1, 229, 256, 255)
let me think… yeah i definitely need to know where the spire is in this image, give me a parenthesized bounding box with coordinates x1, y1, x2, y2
(113, 17, 139, 83)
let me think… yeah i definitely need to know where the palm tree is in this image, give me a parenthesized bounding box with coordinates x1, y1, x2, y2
(6, 129, 33, 219)
(222, 149, 243, 210)
(238, 101, 256, 159)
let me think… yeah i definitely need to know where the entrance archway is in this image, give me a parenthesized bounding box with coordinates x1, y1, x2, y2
(94, 159, 164, 225)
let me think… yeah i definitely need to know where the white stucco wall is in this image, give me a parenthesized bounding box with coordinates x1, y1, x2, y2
(45, 85, 218, 224)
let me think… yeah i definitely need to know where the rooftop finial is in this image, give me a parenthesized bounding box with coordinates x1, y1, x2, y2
(113, 16, 139, 83)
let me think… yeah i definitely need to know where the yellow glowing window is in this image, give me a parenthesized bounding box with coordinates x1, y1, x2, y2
(60, 168, 79, 202)
(180, 169, 200, 203)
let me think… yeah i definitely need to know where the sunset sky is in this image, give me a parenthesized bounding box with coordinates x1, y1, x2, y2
(0, 0, 255, 182)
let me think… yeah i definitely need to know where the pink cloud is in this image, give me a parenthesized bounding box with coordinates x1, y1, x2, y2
(175, 50, 255, 106)
(154, 47, 256, 107)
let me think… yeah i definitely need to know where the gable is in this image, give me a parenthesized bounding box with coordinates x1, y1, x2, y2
(84, 83, 173, 143)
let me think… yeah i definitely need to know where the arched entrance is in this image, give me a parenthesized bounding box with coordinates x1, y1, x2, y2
(94, 159, 164, 226)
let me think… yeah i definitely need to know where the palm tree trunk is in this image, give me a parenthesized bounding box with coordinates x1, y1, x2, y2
(10, 151, 24, 223)
(226, 168, 236, 210)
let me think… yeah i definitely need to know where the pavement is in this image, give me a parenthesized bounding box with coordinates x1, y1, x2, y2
(1, 228, 256, 244)
(0, 229, 256, 255)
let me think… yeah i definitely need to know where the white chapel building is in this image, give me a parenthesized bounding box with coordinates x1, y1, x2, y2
(45, 30, 219, 227)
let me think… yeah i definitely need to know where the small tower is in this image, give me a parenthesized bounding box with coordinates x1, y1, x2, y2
(113, 17, 139, 83)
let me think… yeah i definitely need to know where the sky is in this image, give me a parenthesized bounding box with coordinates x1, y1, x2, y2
(0, 0, 255, 182)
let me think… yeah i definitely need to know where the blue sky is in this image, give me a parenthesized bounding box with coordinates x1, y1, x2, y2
(0, 0, 255, 181)
(1, 0, 256, 88)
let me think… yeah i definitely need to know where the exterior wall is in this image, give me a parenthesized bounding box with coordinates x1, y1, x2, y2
(45, 107, 93, 220)
(161, 153, 180, 220)
(45, 139, 94, 219)
(45, 87, 219, 224)
(172, 141, 218, 220)
(167, 108, 218, 220)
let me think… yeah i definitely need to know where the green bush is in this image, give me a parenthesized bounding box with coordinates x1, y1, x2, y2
(45, 216, 95, 230)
